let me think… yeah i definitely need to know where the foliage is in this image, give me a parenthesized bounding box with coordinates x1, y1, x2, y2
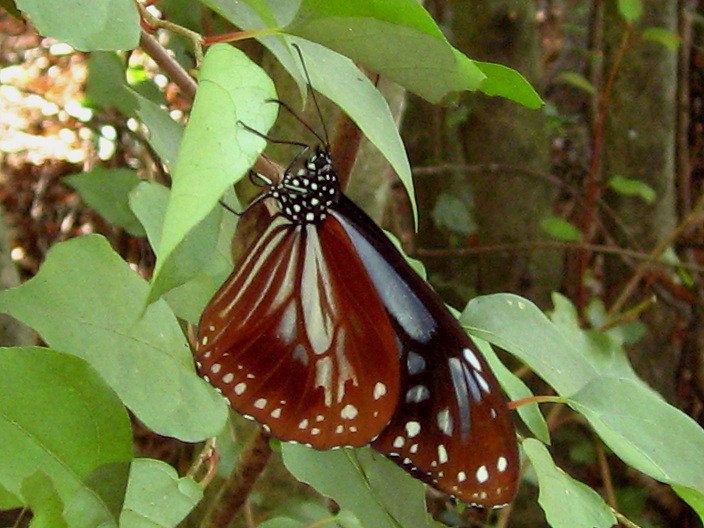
(1, 0, 702, 528)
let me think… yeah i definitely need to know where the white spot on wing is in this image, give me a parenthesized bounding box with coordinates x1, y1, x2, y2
(476, 465, 489, 483)
(234, 382, 247, 395)
(271, 408, 281, 418)
(393, 436, 405, 449)
(437, 444, 448, 464)
(405, 421, 421, 438)
(253, 398, 267, 409)
(298, 419, 309, 429)
(211, 363, 221, 374)
(497, 456, 508, 472)
(458, 471, 467, 482)
(341, 404, 358, 419)
(373, 382, 387, 400)
(222, 373, 234, 384)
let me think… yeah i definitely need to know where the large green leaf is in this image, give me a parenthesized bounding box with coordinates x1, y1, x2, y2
(17, 0, 139, 51)
(119, 459, 202, 527)
(284, 0, 484, 103)
(130, 181, 235, 324)
(569, 377, 704, 492)
(0, 235, 227, 441)
(463, 293, 704, 513)
(524, 439, 616, 528)
(462, 293, 597, 395)
(0, 347, 132, 527)
(151, 44, 277, 300)
(283, 446, 442, 528)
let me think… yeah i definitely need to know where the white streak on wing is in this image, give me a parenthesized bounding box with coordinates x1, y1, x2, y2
(208, 220, 291, 343)
(301, 226, 334, 355)
(315, 356, 333, 407)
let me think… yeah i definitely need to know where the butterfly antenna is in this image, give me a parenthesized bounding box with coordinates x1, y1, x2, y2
(238, 119, 309, 150)
(291, 42, 330, 146)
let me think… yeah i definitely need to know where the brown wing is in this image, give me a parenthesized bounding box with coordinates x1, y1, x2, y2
(196, 215, 400, 449)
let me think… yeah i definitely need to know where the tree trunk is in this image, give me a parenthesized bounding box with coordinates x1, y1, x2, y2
(448, 0, 560, 307)
(601, 1, 679, 400)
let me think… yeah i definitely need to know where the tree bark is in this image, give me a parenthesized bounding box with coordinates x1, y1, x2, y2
(446, 0, 560, 307)
(601, 1, 679, 399)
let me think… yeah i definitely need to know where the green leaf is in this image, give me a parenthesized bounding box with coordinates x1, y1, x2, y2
(642, 27, 681, 51)
(549, 294, 643, 381)
(152, 44, 277, 300)
(282, 446, 442, 528)
(607, 175, 656, 204)
(287, 37, 417, 225)
(462, 294, 598, 395)
(523, 439, 617, 528)
(569, 377, 704, 493)
(474, 61, 544, 109)
(16, 0, 139, 51)
(130, 181, 235, 323)
(119, 459, 202, 527)
(19, 472, 68, 528)
(284, 0, 485, 103)
(86, 52, 184, 168)
(673, 485, 704, 524)
(64, 168, 146, 237)
(540, 215, 582, 242)
(432, 193, 475, 236)
(554, 72, 596, 95)
(258, 519, 307, 528)
(618, 0, 642, 22)
(0, 347, 132, 527)
(0, 235, 228, 441)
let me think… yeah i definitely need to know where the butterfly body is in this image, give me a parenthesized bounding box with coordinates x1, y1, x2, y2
(196, 142, 519, 506)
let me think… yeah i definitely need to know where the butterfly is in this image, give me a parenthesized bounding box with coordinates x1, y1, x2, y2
(194, 51, 519, 506)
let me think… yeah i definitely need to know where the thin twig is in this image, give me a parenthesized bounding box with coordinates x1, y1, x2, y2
(578, 20, 635, 312)
(594, 435, 617, 508)
(612, 509, 643, 528)
(136, 1, 204, 64)
(608, 195, 704, 315)
(415, 240, 704, 274)
(139, 31, 198, 101)
(201, 427, 273, 528)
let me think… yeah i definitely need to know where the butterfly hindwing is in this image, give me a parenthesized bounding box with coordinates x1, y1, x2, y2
(331, 196, 519, 506)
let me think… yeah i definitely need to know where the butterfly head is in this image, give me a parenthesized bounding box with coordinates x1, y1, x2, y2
(268, 145, 340, 225)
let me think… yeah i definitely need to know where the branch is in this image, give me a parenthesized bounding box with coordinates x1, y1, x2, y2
(201, 427, 273, 528)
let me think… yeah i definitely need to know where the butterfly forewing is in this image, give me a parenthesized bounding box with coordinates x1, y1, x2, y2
(196, 214, 400, 449)
(331, 196, 520, 507)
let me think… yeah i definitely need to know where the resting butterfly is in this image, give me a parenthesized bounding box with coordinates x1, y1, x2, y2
(195, 80, 519, 508)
